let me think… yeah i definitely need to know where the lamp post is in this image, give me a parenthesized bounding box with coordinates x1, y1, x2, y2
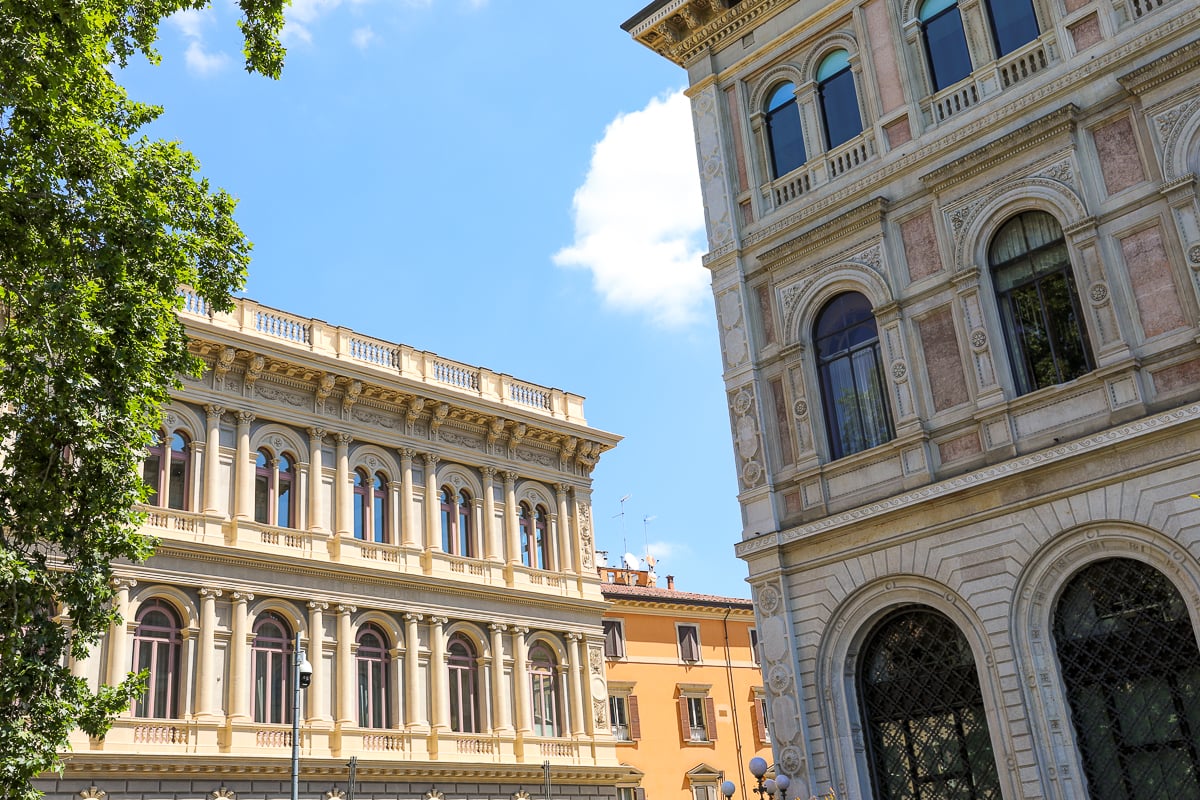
(721, 757, 791, 800)
(291, 630, 313, 800)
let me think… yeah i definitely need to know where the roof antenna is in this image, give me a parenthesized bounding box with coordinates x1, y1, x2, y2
(613, 494, 631, 556)
(642, 515, 656, 567)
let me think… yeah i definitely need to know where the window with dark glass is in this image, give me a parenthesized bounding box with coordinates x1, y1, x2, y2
(356, 625, 390, 729)
(254, 449, 272, 524)
(679, 694, 716, 742)
(984, 0, 1038, 57)
(519, 502, 534, 567)
(167, 433, 188, 510)
(252, 612, 292, 724)
(441, 487, 473, 556)
(254, 449, 296, 528)
(534, 505, 550, 569)
(372, 473, 388, 543)
(353, 469, 369, 540)
(989, 211, 1093, 396)
(678, 624, 701, 662)
(603, 619, 625, 660)
(132, 600, 182, 719)
(276, 454, 294, 528)
(529, 644, 560, 737)
(1053, 558, 1200, 799)
(143, 430, 189, 510)
(448, 634, 479, 733)
(457, 489, 473, 556)
(815, 292, 894, 460)
(919, 0, 973, 91)
(765, 82, 806, 178)
(817, 50, 862, 150)
(858, 607, 1002, 800)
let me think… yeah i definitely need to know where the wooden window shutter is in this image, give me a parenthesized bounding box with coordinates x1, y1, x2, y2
(628, 695, 642, 740)
(677, 696, 690, 739)
(705, 696, 718, 740)
(753, 697, 768, 743)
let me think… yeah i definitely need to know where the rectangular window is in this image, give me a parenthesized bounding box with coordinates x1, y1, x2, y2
(750, 627, 760, 665)
(754, 692, 771, 744)
(603, 619, 626, 660)
(678, 624, 701, 662)
(678, 693, 716, 742)
(692, 787, 717, 800)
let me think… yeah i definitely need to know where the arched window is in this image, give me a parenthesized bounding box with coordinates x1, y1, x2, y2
(859, 607, 1002, 800)
(984, 0, 1038, 57)
(457, 489, 473, 557)
(353, 469, 369, 540)
(131, 600, 182, 719)
(440, 487, 457, 553)
(817, 50, 862, 150)
(534, 505, 550, 570)
(529, 644, 560, 737)
(356, 624, 391, 729)
(989, 211, 1093, 396)
(815, 292, 893, 460)
(519, 503, 534, 567)
(447, 634, 479, 733)
(252, 612, 292, 724)
(764, 82, 806, 178)
(142, 430, 190, 510)
(254, 450, 297, 528)
(919, 0, 972, 92)
(373, 473, 388, 543)
(1053, 558, 1200, 798)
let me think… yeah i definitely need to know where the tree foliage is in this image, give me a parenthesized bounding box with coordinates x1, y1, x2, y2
(0, 0, 285, 793)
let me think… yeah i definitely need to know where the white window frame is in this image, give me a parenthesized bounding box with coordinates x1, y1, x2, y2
(677, 622, 701, 663)
(603, 618, 626, 660)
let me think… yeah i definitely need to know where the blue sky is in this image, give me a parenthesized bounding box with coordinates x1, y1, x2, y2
(123, 0, 750, 598)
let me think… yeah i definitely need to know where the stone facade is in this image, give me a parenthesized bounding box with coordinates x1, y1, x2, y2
(626, 1, 1200, 798)
(39, 294, 629, 799)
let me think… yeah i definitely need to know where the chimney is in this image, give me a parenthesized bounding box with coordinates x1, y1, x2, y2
(667, 575, 675, 590)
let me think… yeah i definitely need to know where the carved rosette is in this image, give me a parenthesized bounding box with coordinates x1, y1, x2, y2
(730, 387, 763, 489)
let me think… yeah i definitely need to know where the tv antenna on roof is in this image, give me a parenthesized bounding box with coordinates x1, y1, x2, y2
(613, 494, 631, 556)
(642, 515, 656, 569)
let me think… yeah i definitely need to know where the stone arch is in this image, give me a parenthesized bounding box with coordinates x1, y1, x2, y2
(816, 575, 1019, 800)
(247, 598, 308, 642)
(160, 403, 204, 444)
(516, 480, 554, 511)
(782, 261, 895, 347)
(348, 444, 400, 483)
(749, 64, 807, 112)
(1156, 94, 1200, 182)
(526, 631, 568, 666)
(249, 423, 307, 463)
(956, 176, 1089, 269)
(354, 611, 404, 652)
(1011, 522, 1200, 800)
(800, 32, 860, 82)
(444, 621, 490, 659)
(128, 585, 199, 630)
(438, 463, 483, 499)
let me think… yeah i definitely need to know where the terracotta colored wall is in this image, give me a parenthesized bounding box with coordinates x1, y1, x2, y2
(1121, 224, 1187, 339)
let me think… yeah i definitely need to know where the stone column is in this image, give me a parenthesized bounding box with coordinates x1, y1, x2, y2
(308, 601, 330, 722)
(482, 467, 499, 561)
(565, 633, 585, 736)
(503, 472, 519, 564)
(307, 428, 326, 532)
(203, 405, 224, 514)
(404, 612, 424, 728)
(234, 412, 255, 519)
(428, 616, 448, 730)
(228, 592, 253, 720)
(423, 454, 440, 551)
(489, 623, 511, 732)
(334, 433, 352, 537)
(336, 604, 356, 726)
(399, 448, 417, 547)
(106, 578, 136, 687)
(194, 588, 222, 719)
(511, 626, 530, 733)
(555, 485, 573, 575)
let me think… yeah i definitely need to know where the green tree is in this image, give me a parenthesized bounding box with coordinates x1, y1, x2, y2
(0, 1, 285, 794)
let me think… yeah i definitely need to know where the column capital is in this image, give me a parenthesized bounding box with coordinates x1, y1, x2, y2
(481, 466, 497, 480)
(335, 432, 353, 446)
(307, 600, 329, 612)
(423, 453, 440, 468)
(511, 625, 529, 636)
(110, 577, 137, 592)
(229, 591, 254, 603)
(399, 447, 417, 461)
(236, 410, 256, 425)
(308, 427, 327, 441)
(336, 604, 357, 615)
(555, 483, 570, 497)
(488, 623, 508, 633)
(204, 404, 225, 420)
(503, 471, 518, 485)
(403, 612, 424, 623)
(565, 632, 583, 642)
(199, 588, 224, 599)
(427, 615, 449, 626)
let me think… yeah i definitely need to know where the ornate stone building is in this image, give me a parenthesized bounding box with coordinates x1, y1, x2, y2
(39, 293, 629, 799)
(626, 1, 1200, 798)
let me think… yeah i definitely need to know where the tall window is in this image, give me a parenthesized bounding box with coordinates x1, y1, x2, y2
(858, 607, 1001, 800)
(815, 292, 894, 460)
(989, 211, 1093, 396)
(131, 600, 182, 719)
(919, 0, 972, 92)
(353, 469, 369, 540)
(440, 487, 474, 556)
(519, 503, 534, 567)
(355, 470, 389, 543)
(765, 82, 806, 178)
(678, 623, 701, 662)
(610, 694, 640, 741)
(448, 634, 479, 733)
(254, 449, 296, 528)
(143, 430, 190, 510)
(679, 694, 715, 742)
(1053, 558, 1200, 799)
(252, 612, 292, 724)
(603, 619, 626, 660)
(985, 0, 1038, 57)
(373, 473, 388, 543)
(817, 50, 862, 149)
(529, 644, 560, 737)
(457, 490, 472, 556)
(356, 624, 391, 729)
(534, 505, 550, 569)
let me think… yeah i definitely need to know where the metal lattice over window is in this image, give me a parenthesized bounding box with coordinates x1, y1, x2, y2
(1053, 558, 1200, 799)
(858, 607, 1002, 800)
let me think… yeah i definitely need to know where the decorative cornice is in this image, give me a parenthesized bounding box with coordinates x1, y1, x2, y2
(756, 197, 888, 268)
(736, 402, 1200, 559)
(1118, 34, 1200, 96)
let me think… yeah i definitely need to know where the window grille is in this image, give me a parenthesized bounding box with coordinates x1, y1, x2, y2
(859, 607, 1002, 800)
(1053, 558, 1200, 799)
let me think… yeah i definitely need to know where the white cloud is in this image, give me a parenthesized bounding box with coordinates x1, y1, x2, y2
(169, 8, 209, 39)
(351, 25, 377, 49)
(554, 90, 708, 329)
(169, 8, 231, 76)
(184, 41, 231, 75)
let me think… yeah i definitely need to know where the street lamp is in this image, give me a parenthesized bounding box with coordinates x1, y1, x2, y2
(721, 758, 791, 800)
(291, 630, 313, 800)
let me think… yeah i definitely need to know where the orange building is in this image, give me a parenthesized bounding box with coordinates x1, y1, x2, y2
(600, 566, 771, 800)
